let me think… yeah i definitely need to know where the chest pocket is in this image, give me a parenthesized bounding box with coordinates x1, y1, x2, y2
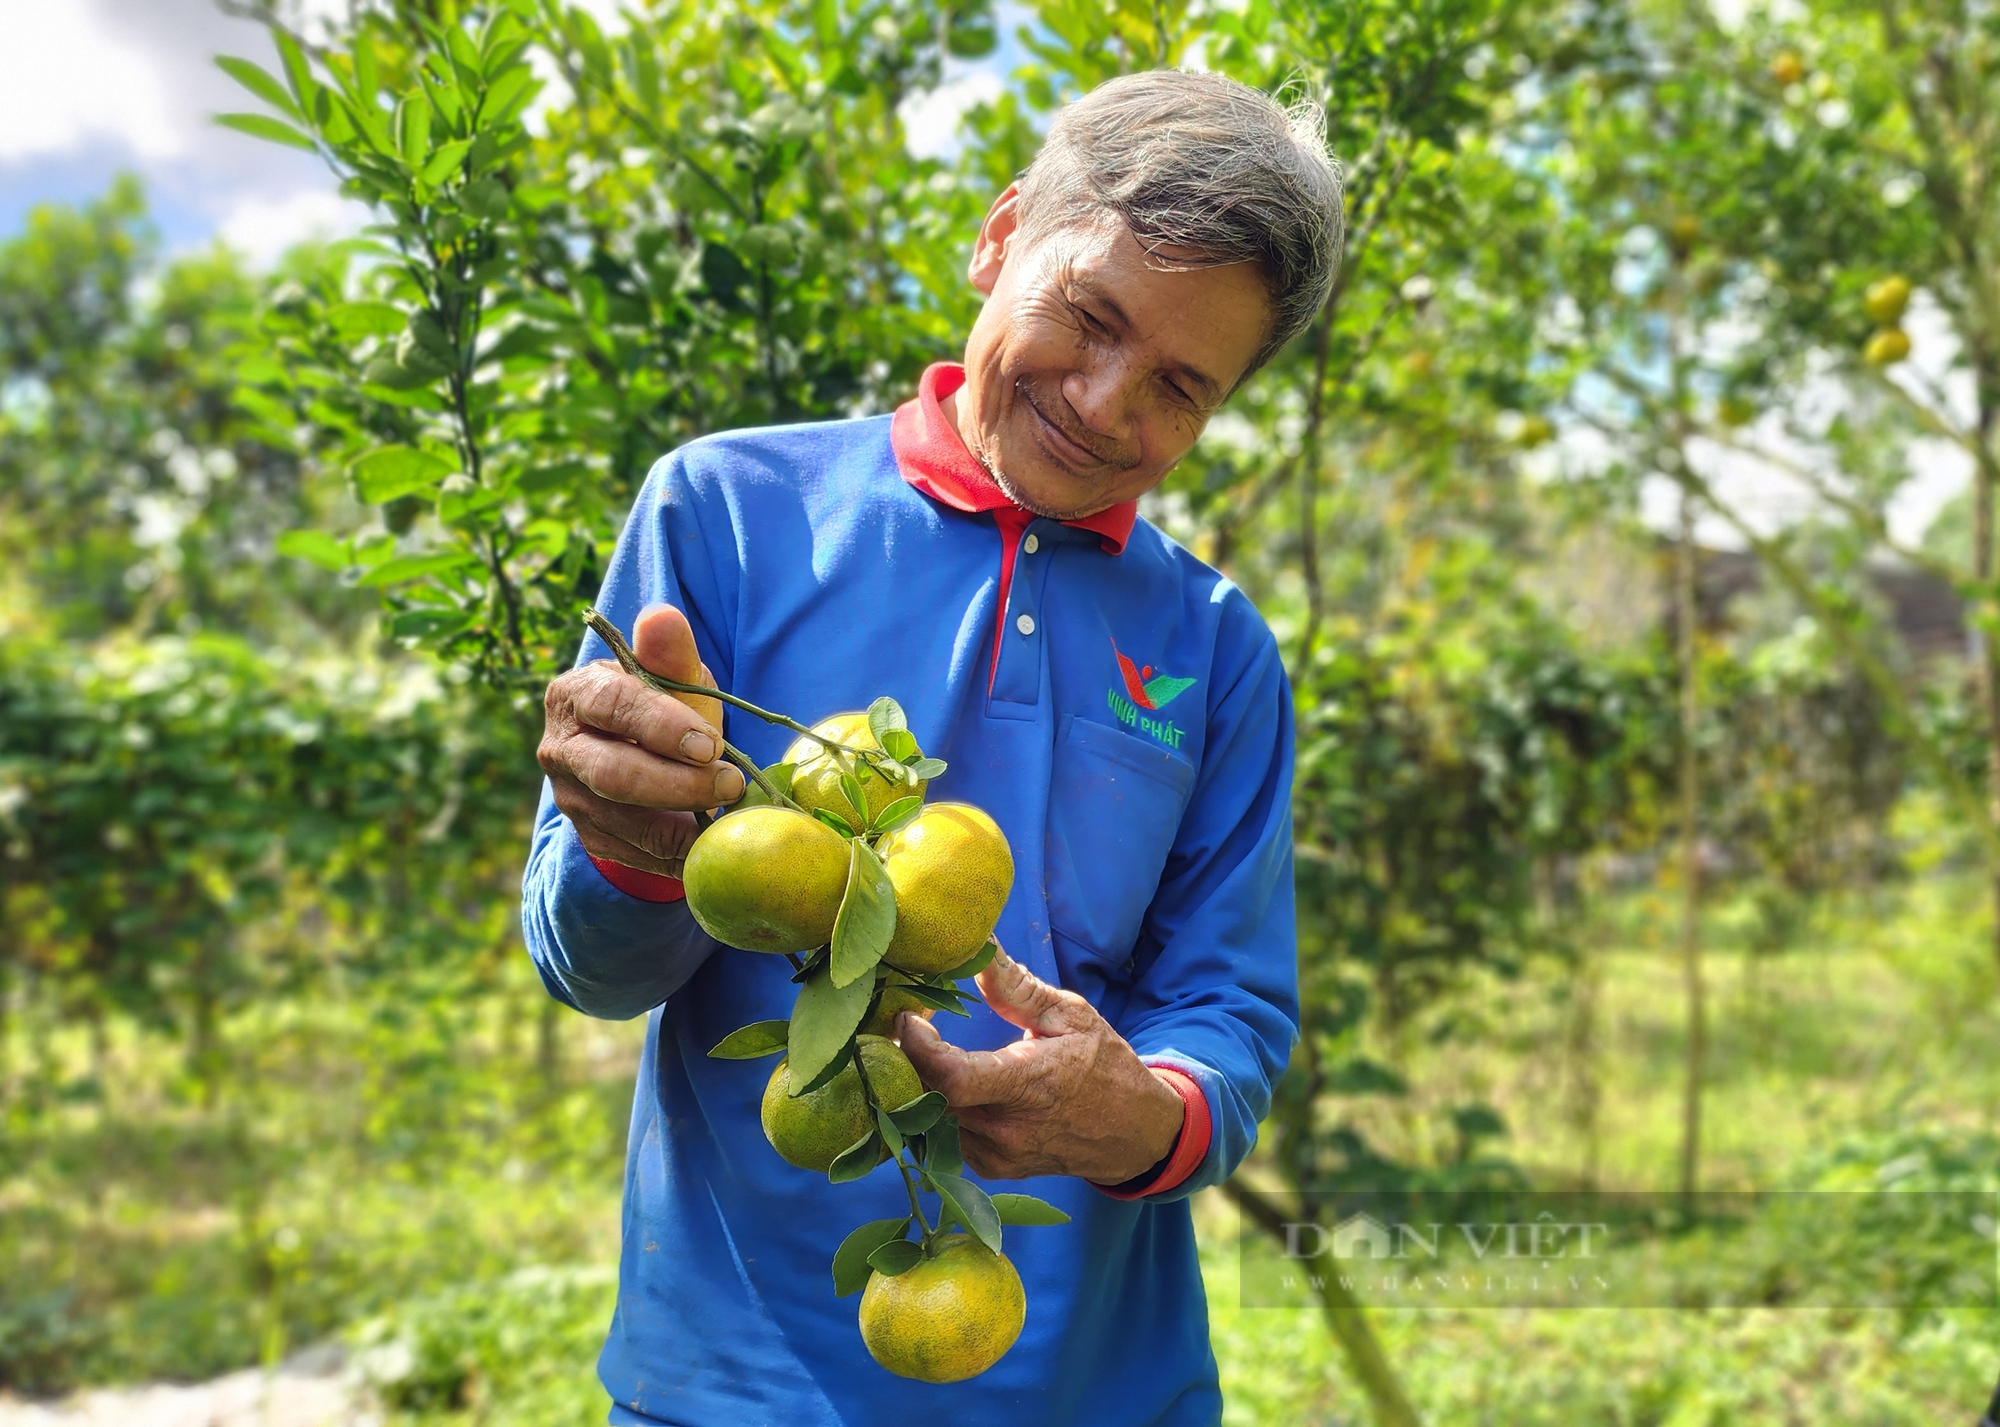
(1044, 715, 1196, 967)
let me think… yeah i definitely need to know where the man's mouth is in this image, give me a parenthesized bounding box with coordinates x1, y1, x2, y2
(1021, 390, 1110, 474)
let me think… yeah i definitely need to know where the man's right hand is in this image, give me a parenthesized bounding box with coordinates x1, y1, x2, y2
(538, 602, 744, 878)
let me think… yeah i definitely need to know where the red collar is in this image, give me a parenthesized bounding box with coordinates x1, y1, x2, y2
(889, 362, 1135, 555)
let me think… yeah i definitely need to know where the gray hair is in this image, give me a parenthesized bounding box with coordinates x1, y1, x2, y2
(1014, 69, 1345, 381)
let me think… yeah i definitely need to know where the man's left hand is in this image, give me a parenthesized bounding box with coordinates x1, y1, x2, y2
(897, 946, 1185, 1184)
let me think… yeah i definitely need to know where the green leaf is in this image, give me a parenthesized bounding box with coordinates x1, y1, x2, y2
(786, 958, 872, 1092)
(932, 1172, 1002, 1254)
(791, 1035, 854, 1095)
(356, 552, 477, 588)
(880, 728, 920, 763)
(477, 66, 537, 126)
(812, 808, 856, 838)
(886, 983, 967, 1015)
(866, 1239, 924, 1277)
(352, 446, 454, 503)
(869, 795, 923, 836)
(706, 1019, 789, 1059)
(906, 757, 948, 780)
(397, 92, 432, 168)
(829, 838, 896, 988)
(866, 696, 908, 743)
(386, 608, 470, 641)
(874, 1106, 904, 1158)
(940, 936, 999, 983)
(832, 1218, 909, 1297)
(923, 1115, 963, 1177)
(275, 529, 348, 572)
(419, 137, 473, 186)
(461, 176, 510, 220)
(216, 113, 316, 151)
(327, 301, 406, 340)
(273, 27, 317, 112)
(991, 1193, 1072, 1227)
(828, 1130, 883, 1183)
(839, 772, 869, 823)
(215, 56, 303, 121)
(886, 1090, 948, 1136)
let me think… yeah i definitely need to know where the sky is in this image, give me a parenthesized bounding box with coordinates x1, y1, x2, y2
(0, 0, 372, 264)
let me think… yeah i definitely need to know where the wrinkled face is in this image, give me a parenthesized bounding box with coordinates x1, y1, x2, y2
(945, 185, 1273, 521)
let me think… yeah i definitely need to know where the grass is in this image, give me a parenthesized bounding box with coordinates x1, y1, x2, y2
(2, 876, 1997, 1423)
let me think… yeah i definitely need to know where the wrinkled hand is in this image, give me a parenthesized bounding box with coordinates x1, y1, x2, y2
(898, 945, 1184, 1184)
(537, 602, 742, 877)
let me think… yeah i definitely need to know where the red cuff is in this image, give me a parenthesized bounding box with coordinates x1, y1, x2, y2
(1094, 1065, 1212, 1201)
(588, 854, 686, 904)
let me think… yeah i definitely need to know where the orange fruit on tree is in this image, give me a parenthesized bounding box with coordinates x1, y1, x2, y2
(858, 1234, 1026, 1383)
(875, 803, 1013, 975)
(761, 1035, 923, 1173)
(785, 712, 927, 826)
(683, 805, 849, 953)
(1864, 327, 1911, 366)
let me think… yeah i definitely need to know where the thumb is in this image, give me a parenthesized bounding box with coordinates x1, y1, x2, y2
(897, 1013, 975, 1099)
(976, 945, 1090, 1038)
(633, 602, 723, 734)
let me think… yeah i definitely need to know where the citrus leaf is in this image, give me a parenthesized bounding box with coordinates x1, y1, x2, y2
(990, 1193, 1072, 1227)
(326, 300, 406, 340)
(386, 608, 469, 641)
(922, 1115, 963, 1177)
(880, 728, 920, 763)
(828, 1130, 883, 1183)
(832, 1218, 909, 1297)
(217, 112, 317, 151)
(352, 445, 454, 503)
(869, 795, 922, 835)
(940, 936, 999, 983)
(356, 551, 476, 588)
(866, 1239, 924, 1277)
(275, 529, 348, 572)
(906, 757, 947, 780)
(866, 696, 907, 743)
(887, 983, 967, 1015)
(706, 1019, 789, 1059)
(838, 772, 869, 823)
(887, 1090, 948, 1136)
(786, 959, 871, 1092)
(215, 56, 303, 121)
(829, 838, 895, 989)
(791, 1034, 854, 1095)
(931, 1172, 1002, 1254)
(874, 1106, 904, 1157)
(812, 807, 855, 838)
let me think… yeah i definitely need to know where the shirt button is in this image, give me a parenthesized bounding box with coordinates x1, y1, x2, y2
(1023, 534, 1040, 555)
(1016, 614, 1036, 636)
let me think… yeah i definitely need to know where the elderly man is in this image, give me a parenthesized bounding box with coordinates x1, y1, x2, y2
(523, 68, 1343, 1426)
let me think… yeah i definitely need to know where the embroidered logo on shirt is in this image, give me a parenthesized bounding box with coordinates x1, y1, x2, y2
(1108, 640, 1196, 751)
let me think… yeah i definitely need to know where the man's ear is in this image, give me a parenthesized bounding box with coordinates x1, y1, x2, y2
(967, 183, 1023, 297)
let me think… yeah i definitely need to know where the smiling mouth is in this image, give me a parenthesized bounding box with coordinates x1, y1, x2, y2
(1022, 392, 1107, 474)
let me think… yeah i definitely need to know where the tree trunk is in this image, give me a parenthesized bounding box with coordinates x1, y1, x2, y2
(1227, 1179, 1423, 1427)
(1974, 358, 2000, 981)
(1676, 490, 1706, 1208)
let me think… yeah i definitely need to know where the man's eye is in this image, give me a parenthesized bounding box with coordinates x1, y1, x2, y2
(1163, 378, 1194, 406)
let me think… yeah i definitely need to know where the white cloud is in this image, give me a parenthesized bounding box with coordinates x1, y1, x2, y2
(0, 0, 183, 160)
(219, 188, 365, 267)
(899, 73, 1004, 161)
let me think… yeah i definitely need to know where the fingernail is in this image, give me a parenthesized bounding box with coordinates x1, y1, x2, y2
(713, 764, 746, 802)
(680, 729, 716, 763)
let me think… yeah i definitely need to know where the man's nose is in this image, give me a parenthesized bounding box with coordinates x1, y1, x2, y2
(1060, 355, 1138, 441)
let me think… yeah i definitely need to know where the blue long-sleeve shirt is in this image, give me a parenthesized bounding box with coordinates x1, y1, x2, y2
(521, 365, 1299, 1426)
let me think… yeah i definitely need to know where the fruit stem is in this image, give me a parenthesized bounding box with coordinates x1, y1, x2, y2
(582, 608, 801, 809)
(856, 1040, 935, 1241)
(583, 608, 908, 791)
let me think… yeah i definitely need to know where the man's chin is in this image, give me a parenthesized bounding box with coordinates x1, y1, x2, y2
(989, 461, 1111, 522)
